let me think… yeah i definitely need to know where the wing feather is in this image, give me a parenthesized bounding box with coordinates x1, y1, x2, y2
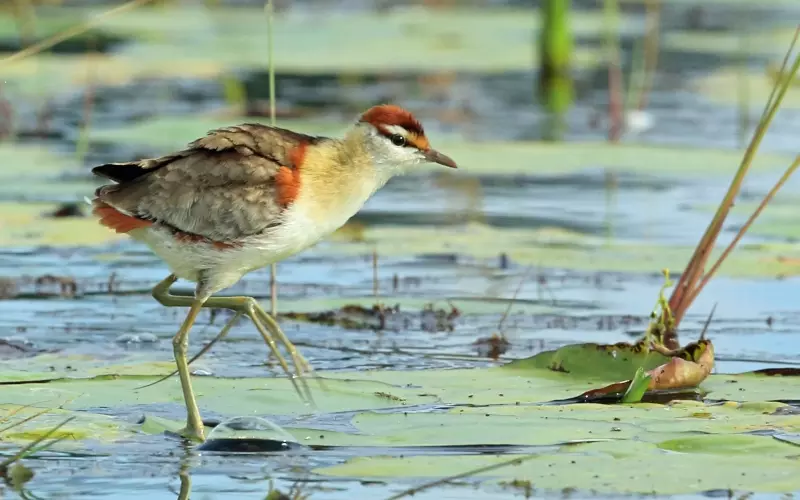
(92, 123, 324, 242)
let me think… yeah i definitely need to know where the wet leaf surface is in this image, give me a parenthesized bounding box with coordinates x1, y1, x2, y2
(11, 355, 792, 496)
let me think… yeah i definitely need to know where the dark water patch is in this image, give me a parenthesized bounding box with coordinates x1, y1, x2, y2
(242, 59, 605, 112)
(748, 367, 800, 376)
(545, 388, 706, 406)
(474, 170, 680, 192)
(351, 210, 606, 234)
(306, 441, 604, 458)
(2, 254, 800, 377)
(0, 338, 38, 360)
(0, 31, 127, 55)
(197, 437, 304, 453)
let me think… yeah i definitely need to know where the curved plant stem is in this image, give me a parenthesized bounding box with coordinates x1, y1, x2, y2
(265, 0, 278, 318)
(385, 455, 537, 500)
(0, 0, 154, 69)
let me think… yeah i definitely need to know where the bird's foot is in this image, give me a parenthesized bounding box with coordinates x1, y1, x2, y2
(177, 422, 206, 443)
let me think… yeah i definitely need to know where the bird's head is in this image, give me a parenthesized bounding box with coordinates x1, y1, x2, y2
(351, 104, 457, 173)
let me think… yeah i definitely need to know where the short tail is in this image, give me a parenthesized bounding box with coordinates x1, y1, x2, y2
(91, 199, 153, 234)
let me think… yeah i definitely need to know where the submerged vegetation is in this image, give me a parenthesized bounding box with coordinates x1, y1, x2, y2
(1, 0, 800, 498)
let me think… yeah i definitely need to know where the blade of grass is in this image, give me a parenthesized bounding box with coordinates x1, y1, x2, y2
(671, 27, 799, 313)
(74, 35, 97, 167)
(603, 0, 624, 142)
(636, 0, 661, 111)
(385, 454, 538, 500)
(265, 0, 278, 318)
(0, 407, 54, 435)
(135, 311, 244, 391)
(0, 416, 75, 471)
(10, 0, 37, 47)
(736, 21, 750, 148)
(497, 266, 532, 333)
(666, 28, 800, 332)
(688, 155, 800, 308)
(372, 248, 380, 301)
(0, 0, 154, 68)
(625, 0, 661, 112)
(699, 303, 716, 341)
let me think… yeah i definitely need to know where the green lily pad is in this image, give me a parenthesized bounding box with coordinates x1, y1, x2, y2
(4, 351, 798, 419)
(663, 27, 800, 57)
(658, 433, 796, 455)
(506, 342, 670, 381)
(435, 141, 797, 177)
(693, 65, 800, 109)
(0, 142, 72, 178)
(0, 5, 621, 96)
(3, 348, 800, 495)
(0, 53, 229, 98)
(318, 399, 799, 449)
(0, 373, 442, 419)
(324, 222, 800, 278)
(0, 403, 133, 446)
(317, 447, 800, 495)
(0, 144, 118, 247)
(701, 372, 800, 402)
(690, 196, 800, 242)
(311, 383, 800, 495)
(0, 202, 122, 247)
(0, 141, 97, 202)
(89, 115, 351, 150)
(75, 5, 620, 72)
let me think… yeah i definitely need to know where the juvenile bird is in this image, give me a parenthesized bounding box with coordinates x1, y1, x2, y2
(90, 104, 457, 441)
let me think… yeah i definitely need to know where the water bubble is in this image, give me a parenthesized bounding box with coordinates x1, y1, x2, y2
(199, 416, 303, 453)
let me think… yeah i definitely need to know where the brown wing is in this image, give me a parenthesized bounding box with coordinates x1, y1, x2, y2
(93, 123, 325, 242)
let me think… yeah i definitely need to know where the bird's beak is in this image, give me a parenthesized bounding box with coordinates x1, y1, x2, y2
(423, 148, 458, 169)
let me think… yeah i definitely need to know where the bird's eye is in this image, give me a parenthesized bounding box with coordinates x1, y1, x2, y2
(390, 134, 407, 147)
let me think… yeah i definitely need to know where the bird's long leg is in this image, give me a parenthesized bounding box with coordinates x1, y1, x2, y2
(252, 302, 319, 383)
(241, 299, 314, 404)
(136, 310, 244, 391)
(172, 297, 206, 442)
(151, 275, 314, 403)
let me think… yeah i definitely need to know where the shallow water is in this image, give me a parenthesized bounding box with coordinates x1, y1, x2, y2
(2, 1, 800, 498)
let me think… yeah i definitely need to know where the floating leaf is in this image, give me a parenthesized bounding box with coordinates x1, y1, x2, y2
(577, 340, 715, 401)
(505, 341, 669, 381)
(621, 367, 651, 403)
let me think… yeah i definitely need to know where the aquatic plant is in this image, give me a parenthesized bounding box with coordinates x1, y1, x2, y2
(0, 408, 73, 494)
(653, 27, 800, 349)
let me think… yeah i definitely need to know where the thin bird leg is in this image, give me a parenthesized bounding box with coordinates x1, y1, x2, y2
(172, 298, 206, 442)
(241, 299, 314, 405)
(253, 303, 317, 379)
(251, 305, 326, 392)
(151, 275, 313, 403)
(136, 310, 244, 391)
